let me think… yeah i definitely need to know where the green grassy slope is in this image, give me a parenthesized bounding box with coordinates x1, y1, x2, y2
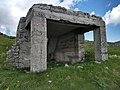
(0, 34, 120, 90)
(0, 34, 15, 70)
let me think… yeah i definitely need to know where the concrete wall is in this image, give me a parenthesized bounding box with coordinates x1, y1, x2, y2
(47, 37, 58, 61)
(54, 31, 84, 64)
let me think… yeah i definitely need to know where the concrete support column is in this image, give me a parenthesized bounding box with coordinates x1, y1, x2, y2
(76, 33, 85, 62)
(94, 26, 108, 61)
(30, 16, 47, 72)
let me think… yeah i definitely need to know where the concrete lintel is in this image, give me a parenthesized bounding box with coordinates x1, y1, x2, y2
(32, 9, 104, 27)
(25, 4, 105, 28)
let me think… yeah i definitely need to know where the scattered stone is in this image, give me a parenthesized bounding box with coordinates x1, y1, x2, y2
(48, 80, 52, 83)
(105, 67, 109, 70)
(24, 70, 30, 73)
(95, 61, 101, 64)
(109, 54, 120, 59)
(65, 64, 69, 67)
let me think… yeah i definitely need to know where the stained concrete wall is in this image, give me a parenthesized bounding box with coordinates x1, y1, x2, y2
(55, 31, 75, 63)
(54, 31, 85, 64)
(47, 37, 58, 61)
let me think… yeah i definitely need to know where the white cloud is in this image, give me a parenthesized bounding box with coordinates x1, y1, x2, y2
(0, 25, 6, 34)
(103, 4, 120, 25)
(0, 0, 86, 36)
(90, 11, 95, 15)
(74, 8, 80, 11)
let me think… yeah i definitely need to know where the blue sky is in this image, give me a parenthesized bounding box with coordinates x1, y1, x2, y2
(71, 0, 120, 42)
(0, 0, 120, 42)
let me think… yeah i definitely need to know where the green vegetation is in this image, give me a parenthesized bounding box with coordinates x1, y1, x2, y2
(0, 34, 120, 90)
(0, 34, 15, 70)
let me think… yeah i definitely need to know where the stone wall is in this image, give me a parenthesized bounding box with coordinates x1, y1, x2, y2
(7, 17, 30, 68)
(7, 43, 20, 68)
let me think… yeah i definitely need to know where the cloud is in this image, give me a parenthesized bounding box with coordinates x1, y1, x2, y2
(74, 8, 80, 11)
(59, 0, 82, 9)
(0, 25, 6, 34)
(103, 4, 120, 25)
(90, 11, 95, 15)
(0, 0, 86, 36)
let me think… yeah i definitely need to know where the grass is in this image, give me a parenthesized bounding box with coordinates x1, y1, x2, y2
(0, 34, 120, 90)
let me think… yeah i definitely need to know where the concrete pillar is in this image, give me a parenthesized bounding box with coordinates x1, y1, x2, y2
(75, 33, 85, 63)
(94, 26, 108, 61)
(78, 33, 85, 61)
(30, 16, 47, 72)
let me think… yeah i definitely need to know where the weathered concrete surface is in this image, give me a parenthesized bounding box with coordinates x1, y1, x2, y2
(7, 4, 108, 72)
(55, 31, 77, 63)
(94, 27, 108, 61)
(30, 16, 47, 72)
(77, 33, 85, 62)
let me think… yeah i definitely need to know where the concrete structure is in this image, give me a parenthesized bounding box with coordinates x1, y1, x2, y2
(7, 4, 108, 72)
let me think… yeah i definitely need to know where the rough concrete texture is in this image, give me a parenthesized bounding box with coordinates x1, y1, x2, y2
(7, 4, 108, 72)
(7, 17, 30, 68)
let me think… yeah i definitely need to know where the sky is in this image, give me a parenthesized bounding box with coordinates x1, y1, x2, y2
(0, 0, 120, 42)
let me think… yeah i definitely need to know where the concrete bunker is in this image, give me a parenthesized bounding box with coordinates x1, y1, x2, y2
(7, 4, 108, 72)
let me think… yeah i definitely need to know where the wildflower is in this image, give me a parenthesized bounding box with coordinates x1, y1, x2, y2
(24, 70, 30, 73)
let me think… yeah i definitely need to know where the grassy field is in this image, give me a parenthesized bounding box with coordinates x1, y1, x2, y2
(0, 34, 120, 90)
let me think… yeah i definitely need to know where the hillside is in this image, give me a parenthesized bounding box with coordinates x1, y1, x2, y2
(85, 40, 120, 47)
(0, 33, 120, 90)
